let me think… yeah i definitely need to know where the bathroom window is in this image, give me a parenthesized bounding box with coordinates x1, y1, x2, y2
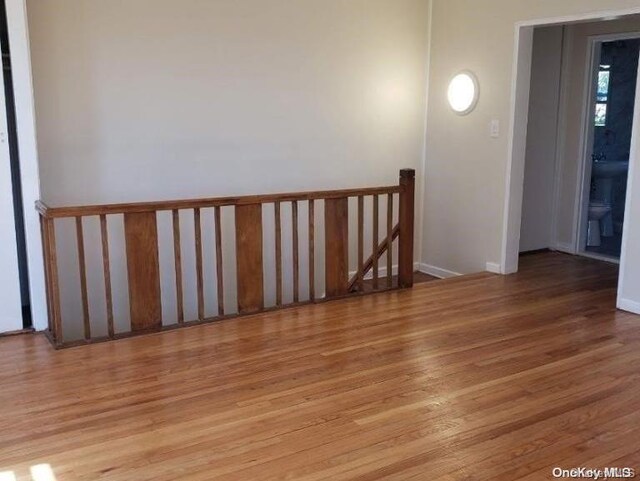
(595, 65, 611, 127)
(595, 103, 608, 127)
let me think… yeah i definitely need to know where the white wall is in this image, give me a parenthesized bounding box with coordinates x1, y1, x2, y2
(26, 0, 430, 338)
(519, 26, 564, 253)
(619, 63, 640, 313)
(28, 0, 429, 204)
(423, 0, 640, 275)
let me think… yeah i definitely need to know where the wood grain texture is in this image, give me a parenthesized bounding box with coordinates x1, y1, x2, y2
(1, 253, 637, 480)
(172, 210, 184, 325)
(361, 270, 437, 293)
(398, 169, 415, 288)
(308, 200, 315, 302)
(75, 217, 91, 340)
(100, 215, 115, 338)
(387, 193, 393, 288)
(194, 208, 204, 321)
(373, 195, 379, 291)
(292, 201, 299, 303)
(44, 218, 63, 345)
(348, 224, 399, 292)
(235, 204, 264, 314)
(123, 212, 162, 332)
(214, 206, 224, 317)
(324, 197, 349, 297)
(357, 196, 364, 292)
(39, 216, 53, 334)
(38, 171, 415, 345)
(275, 202, 283, 307)
(38, 186, 401, 219)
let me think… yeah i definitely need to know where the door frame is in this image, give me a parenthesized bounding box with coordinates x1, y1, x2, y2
(618, 55, 640, 313)
(0, 27, 22, 333)
(575, 32, 640, 263)
(2, 0, 45, 330)
(501, 6, 640, 314)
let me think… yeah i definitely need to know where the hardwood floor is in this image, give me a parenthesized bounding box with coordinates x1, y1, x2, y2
(1, 252, 638, 480)
(360, 271, 438, 292)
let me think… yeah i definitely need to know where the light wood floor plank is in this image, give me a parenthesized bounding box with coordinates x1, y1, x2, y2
(0, 252, 638, 480)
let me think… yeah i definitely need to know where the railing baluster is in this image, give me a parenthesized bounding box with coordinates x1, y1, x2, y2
(387, 194, 393, 288)
(308, 200, 315, 301)
(275, 202, 282, 307)
(373, 195, 379, 291)
(46, 218, 63, 345)
(214, 206, 224, 316)
(172, 210, 184, 324)
(292, 200, 299, 303)
(358, 196, 364, 292)
(100, 214, 115, 338)
(40, 216, 53, 334)
(194, 208, 204, 321)
(347, 225, 399, 291)
(75, 217, 91, 340)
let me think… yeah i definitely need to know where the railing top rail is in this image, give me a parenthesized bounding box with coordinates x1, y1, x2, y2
(36, 185, 401, 219)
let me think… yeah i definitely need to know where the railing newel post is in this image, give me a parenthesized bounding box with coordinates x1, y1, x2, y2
(41, 213, 63, 346)
(398, 168, 415, 289)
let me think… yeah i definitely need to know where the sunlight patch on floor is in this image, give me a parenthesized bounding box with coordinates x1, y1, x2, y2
(30, 465, 56, 481)
(0, 464, 57, 481)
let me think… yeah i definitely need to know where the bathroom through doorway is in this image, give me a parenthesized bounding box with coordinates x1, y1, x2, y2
(511, 14, 640, 314)
(576, 33, 639, 262)
(517, 17, 640, 269)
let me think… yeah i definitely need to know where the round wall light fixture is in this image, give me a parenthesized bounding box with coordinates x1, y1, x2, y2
(447, 71, 479, 115)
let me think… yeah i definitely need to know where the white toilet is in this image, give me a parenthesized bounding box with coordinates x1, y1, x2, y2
(587, 202, 612, 247)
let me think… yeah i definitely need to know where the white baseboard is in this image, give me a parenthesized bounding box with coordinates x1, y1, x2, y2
(349, 262, 420, 280)
(418, 263, 461, 279)
(618, 298, 640, 315)
(486, 262, 502, 274)
(553, 242, 575, 254)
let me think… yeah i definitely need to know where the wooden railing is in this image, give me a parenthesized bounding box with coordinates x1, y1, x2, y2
(37, 169, 415, 348)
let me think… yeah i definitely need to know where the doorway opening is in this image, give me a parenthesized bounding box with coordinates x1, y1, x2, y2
(1, 0, 31, 329)
(578, 35, 639, 261)
(512, 14, 640, 313)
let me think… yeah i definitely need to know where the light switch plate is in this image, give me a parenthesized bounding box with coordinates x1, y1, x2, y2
(490, 120, 500, 138)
